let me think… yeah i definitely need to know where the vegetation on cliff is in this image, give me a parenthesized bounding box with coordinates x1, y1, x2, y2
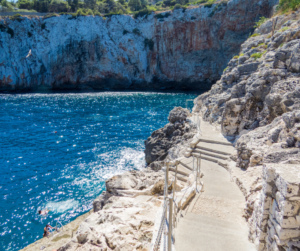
(0, 0, 217, 17)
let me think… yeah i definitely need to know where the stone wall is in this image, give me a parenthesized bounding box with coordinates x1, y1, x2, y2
(249, 164, 300, 251)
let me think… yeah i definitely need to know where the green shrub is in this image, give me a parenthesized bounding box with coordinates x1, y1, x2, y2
(44, 13, 59, 19)
(279, 27, 289, 32)
(133, 28, 141, 35)
(86, 9, 93, 15)
(204, 0, 216, 7)
(233, 55, 239, 59)
(76, 9, 88, 17)
(251, 52, 263, 60)
(250, 33, 260, 38)
(68, 13, 78, 19)
(174, 3, 182, 9)
(28, 31, 32, 37)
(123, 29, 129, 35)
(257, 43, 268, 49)
(278, 0, 300, 13)
(155, 12, 171, 18)
(10, 14, 23, 22)
(41, 23, 46, 30)
(134, 8, 154, 18)
(104, 12, 121, 17)
(144, 38, 154, 50)
(156, 1, 163, 5)
(254, 16, 268, 28)
(94, 10, 101, 16)
(196, 0, 208, 3)
(223, 66, 228, 72)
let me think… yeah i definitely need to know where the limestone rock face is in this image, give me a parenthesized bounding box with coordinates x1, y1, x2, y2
(193, 12, 300, 171)
(191, 11, 300, 251)
(144, 107, 196, 164)
(60, 168, 165, 251)
(0, 0, 277, 91)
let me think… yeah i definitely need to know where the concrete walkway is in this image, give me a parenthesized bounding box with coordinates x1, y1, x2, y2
(174, 118, 256, 251)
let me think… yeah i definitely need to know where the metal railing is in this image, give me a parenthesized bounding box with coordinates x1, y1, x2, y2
(153, 154, 202, 251)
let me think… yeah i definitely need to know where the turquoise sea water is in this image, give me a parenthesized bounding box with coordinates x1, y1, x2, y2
(0, 92, 198, 251)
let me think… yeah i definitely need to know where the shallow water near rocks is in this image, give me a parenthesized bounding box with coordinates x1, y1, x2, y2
(0, 91, 198, 250)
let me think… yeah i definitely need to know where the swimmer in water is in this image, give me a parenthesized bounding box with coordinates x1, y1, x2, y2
(38, 208, 50, 216)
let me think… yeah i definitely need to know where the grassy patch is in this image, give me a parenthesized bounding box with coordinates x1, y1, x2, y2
(277, 0, 300, 13)
(44, 13, 59, 19)
(223, 66, 228, 72)
(233, 52, 244, 59)
(251, 52, 263, 60)
(104, 12, 121, 17)
(134, 8, 154, 19)
(258, 43, 268, 49)
(254, 16, 268, 28)
(279, 27, 289, 32)
(250, 33, 260, 38)
(9, 14, 23, 22)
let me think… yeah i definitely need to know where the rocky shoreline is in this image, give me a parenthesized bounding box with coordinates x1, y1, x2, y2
(20, 107, 197, 251)
(20, 8, 300, 251)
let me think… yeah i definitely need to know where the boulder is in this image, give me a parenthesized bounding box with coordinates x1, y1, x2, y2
(144, 107, 196, 164)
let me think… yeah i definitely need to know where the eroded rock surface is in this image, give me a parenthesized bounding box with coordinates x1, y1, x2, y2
(0, 0, 277, 91)
(59, 168, 164, 251)
(144, 107, 196, 164)
(192, 10, 300, 251)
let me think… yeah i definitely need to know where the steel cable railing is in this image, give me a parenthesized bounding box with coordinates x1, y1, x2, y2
(152, 155, 201, 251)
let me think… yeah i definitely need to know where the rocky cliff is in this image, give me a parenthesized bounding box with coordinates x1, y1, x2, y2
(193, 11, 300, 168)
(0, 0, 277, 91)
(192, 10, 300, 251)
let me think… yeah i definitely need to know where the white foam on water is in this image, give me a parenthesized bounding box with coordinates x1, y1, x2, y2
(101, 147, 145, 179)
(45, 199, 79, 213)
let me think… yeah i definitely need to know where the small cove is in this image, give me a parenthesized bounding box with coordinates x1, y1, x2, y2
(0, 91, 199, 250)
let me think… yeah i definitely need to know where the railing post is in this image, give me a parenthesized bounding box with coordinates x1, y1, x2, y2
(168, 197, 173, 251)
(193, 155, 194, 171)
(166, 162, 169, 196)
(196, 157, 199, 186)
(174, 162, 177, 200)
(199, 153, 201, 176)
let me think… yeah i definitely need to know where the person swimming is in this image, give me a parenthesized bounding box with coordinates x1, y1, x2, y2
(38, 208, 50, 216)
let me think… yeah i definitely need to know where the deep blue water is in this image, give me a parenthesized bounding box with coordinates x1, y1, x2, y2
(0, 92, 198, 251)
